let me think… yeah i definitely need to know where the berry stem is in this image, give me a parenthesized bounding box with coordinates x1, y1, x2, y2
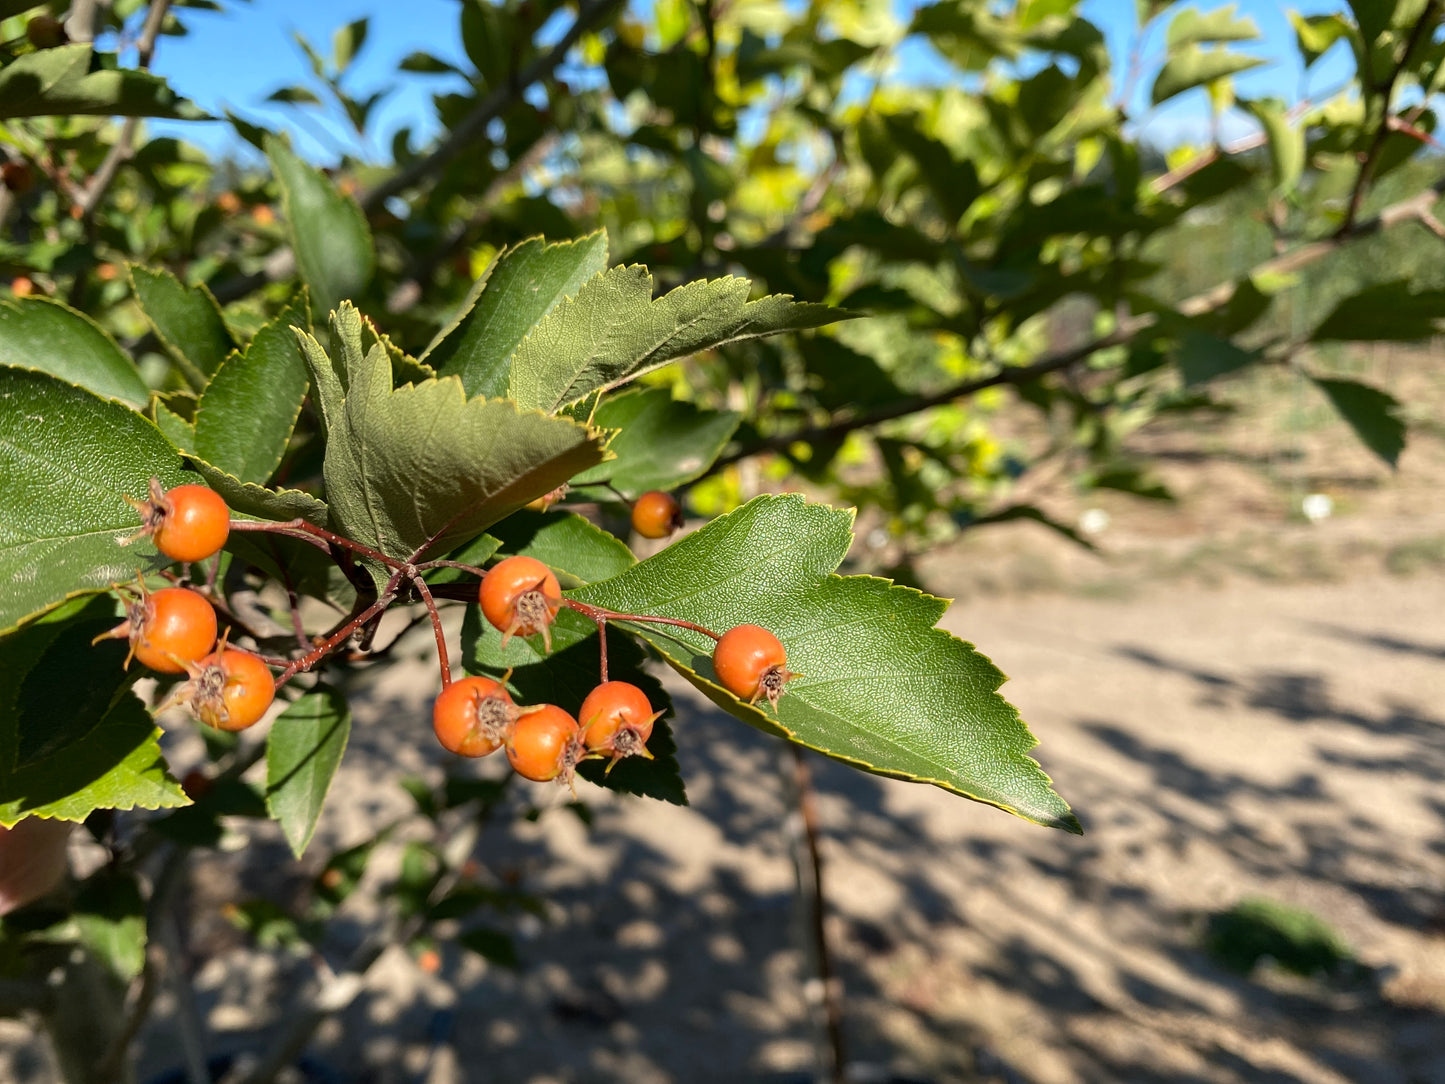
(561, 598, 722, 641)
(230, 518, 405, 570)
(274, 568, 405, 688)
(408, 569, 452, 688)
(597, 619, 609, 683)
(412, 558, 490, 577)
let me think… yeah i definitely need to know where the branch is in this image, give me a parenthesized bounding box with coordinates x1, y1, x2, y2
(1339, 1, 1441, 233)
(359, 0, 622, 213)
(73, 0, 173, 221)
(715, 176, 1445, 467)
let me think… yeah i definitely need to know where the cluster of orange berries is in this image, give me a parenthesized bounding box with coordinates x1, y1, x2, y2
(101, 481, 277, 731)
(453, 554, 795, 786)
(103, 480, 795, 790)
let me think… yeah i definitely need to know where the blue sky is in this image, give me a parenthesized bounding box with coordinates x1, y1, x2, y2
(143, 0, 1355, 165)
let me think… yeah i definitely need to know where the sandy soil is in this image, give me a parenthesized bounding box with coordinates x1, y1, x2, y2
(79, 567, 1440, 1084)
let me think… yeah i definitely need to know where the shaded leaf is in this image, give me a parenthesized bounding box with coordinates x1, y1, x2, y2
(193, 294, 309, 484)
(1311, 376, 1405, 467)
(1175, 330, 1257, 385)
(266, 686, 351, 858)
(128, 266, 235, 385)
(570, 386, 740, 495)
(0, 298, 148, 406)
(0, 598, 186, 826)
(0, 44, 208, 120)
(1311, 280, 1445, 341)
(266, 136, 375, 316)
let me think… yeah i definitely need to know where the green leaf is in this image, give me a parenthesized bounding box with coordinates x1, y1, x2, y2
(128, 266, 236, 386)
(265, 136, 375, 316)
(1174, 330, 1257, 385)
(1310, 280, 1445, 341)
(399, 51, 460, 74)
(265, 85, 323, 106)
(193, 294, 309, 484)
(0, 44, 208, 120)
(183, 456, 329, 526)
(571, 495, 1078, 831)
(0, 598, 187, 826)
(152, 400, 195, 452)
(1311, 376, 1405, 467)
(1151, 47, 1265, 105)
(0, 298, 149, 406)
(333, 17, 369, 72)
(570, 387, 741, 495)
(1088, 463, 1174, 501)
(0, 368, 190, 634)
(488, 511, 636, 586)
(1242, 97, 1304, 194)
(424, 232, 611, 399)
(1290, 12, 1354, 68)
(266, 686, 351, 858)
(70, 872, 147, 981)
(507, 268, 848, 413)
(299, 306, 608, 577)
(457, 926, 518, 968)
(1166, 4, 1259, 49)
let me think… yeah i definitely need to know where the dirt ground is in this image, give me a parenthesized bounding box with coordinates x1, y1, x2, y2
(5, 358, 1445, 1083)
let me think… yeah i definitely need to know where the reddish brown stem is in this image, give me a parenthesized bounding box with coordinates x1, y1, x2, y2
(412, 559, 489, 578)
(409, 572, 452, 688)
(274, 570, 405, 688)
(597, 620, 609, 683)
(229, 518, 404, 570)
(561, 598, 722, 641)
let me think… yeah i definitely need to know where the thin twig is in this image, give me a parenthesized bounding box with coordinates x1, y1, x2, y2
(785, 746, 846, 1084)
(562, 598, 722, 641)
(1339, 1, 1441, 234)
(360, 0, 623, 212)
(410, 572, 451, 688)
(72, 0, 173, 220)
(712, 174, 1445, 468)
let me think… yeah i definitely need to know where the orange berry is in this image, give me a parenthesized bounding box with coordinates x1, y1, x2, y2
(10, 276, 34, 298)
(713, 624, 794, 710)
(432, 675, 518, 757)
(124, 478, 230, 563)
(479, 555, 562, 651)
(507, 704, 581, 783)
(631, 490, 682, 539)
(94, 579, 217, 674)
(166, 646, 276, 731)
(579, 680, 659, 769)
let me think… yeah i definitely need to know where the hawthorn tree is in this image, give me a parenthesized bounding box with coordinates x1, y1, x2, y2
(1, 0, 1441, 1080)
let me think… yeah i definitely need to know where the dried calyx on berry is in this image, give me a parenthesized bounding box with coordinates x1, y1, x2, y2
(713, 624, 798, 711)
(122, 477, 231, 564)
(159, 636, 276, 732)
(432, 676, 520, 757)
(579, 680, 661, 772)
(93, 576, 217, 674)
(479, 555, 562, 652)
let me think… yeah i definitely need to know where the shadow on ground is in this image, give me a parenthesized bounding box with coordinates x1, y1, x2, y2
(102, 577, 1445, 1084)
